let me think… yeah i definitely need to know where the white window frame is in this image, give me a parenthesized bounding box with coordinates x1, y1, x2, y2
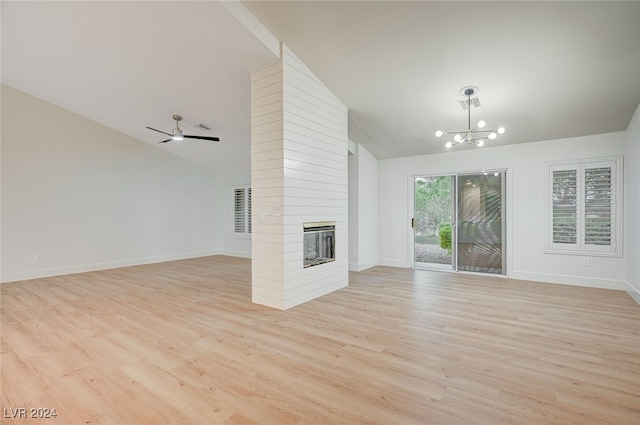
(233, 186, 251, 238)
(544, 156, 622, 257)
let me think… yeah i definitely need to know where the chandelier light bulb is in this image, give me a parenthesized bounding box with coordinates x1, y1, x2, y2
(435, 130, 444, 137)
(477, 120, 486, 129)
(477, 140, 485, 147)
(488, 132, 497, 140)
(498, 127, 506, 135)
(453, 134, 462, 142)
(445, 141, 453, 149)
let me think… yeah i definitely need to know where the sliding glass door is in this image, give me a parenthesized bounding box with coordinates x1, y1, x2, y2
(413, 176, 455, 270)
(457, 172, 506, 274)
(414, 171, 506, 275)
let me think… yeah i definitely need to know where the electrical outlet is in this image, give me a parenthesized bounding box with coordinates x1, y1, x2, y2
(35, 253, 43, 261)
(582, 258, 590, 267)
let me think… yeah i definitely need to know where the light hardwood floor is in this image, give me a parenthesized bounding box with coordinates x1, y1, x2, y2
(2, 256, 639, 424)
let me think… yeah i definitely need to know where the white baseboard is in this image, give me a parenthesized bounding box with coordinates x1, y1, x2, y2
(218, 249, 251, 259)
(625, 281, 640, 305)
(510, 271, 626, 290)
(377, 258, 411, 269)
(348, 259, 378, 272)
(0, 250, 219, 283)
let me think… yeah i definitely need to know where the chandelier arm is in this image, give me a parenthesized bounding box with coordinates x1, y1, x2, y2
(467, 128, 501, 134)
(441, 129, 499, 136)
(440, 130, 500, 134)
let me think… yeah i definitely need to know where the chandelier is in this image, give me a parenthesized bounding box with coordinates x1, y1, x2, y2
(436, 86, 505, 148)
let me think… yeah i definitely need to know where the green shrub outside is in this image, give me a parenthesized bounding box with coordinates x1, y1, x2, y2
(439, 222, 452, 254)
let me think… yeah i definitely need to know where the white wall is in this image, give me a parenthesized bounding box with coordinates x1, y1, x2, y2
(251, 45, 349, 310)
(378, 132, 627, 290)
(1, 85, 219, 282)
(348, 150, 359, 269)
(624, 103, 640, 303)
(348, 143, 378, 271)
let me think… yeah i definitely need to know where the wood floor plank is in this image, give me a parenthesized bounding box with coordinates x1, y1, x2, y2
(2, 255, 639, 424)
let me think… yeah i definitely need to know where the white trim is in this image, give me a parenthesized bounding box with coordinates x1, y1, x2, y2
(348, 139, 357, 155)
(378, 258, 411, 268)
(218, 249, 251, 259)
(625, 282, 640, 306)
(349, 258, 377, 272)
(407, 174, 416, 268)
(221, 1, 281, 58)
(511, 270, 625, 290)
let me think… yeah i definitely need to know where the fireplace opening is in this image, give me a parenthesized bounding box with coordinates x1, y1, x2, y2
(303, 221, 335, 268)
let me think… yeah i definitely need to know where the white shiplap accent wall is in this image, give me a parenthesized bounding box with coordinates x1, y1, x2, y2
(251, 45, 349, 310)
(251, 60, 286, 307)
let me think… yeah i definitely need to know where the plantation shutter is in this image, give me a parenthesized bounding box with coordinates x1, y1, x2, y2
(546, 158, 619, 255)
(551, 168, 578, 246)
(234, 188, 247, 233)
(234, 186, 252, 235)
(584, 164, 614, 250)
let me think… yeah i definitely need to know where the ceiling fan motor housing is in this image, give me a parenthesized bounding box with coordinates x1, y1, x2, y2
(145, 114, 220, 143)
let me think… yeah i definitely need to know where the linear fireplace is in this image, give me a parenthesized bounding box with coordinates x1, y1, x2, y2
(303, 221, 335, 268)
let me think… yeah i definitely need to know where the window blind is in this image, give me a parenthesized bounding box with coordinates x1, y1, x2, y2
(233, 187, 251, 233)
(584, 167, 612, 246)
(234, 188, 247, 233)
(552, 169, 577, 244)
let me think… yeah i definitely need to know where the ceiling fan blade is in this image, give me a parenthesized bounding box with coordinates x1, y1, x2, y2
(157, 139, 172, 143)
(184, 135, 220, 142)
(146, 126, 173, 136)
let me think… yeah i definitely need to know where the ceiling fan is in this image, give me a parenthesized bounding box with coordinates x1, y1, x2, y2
(146, 114, 220, 143)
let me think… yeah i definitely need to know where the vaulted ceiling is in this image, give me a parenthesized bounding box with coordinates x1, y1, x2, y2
(3, 1, 640, 171)
(1, 1, 278, 174)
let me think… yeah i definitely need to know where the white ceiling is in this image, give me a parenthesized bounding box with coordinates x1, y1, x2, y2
(245, 0, 640, 159)
(3, 1, 640, 171)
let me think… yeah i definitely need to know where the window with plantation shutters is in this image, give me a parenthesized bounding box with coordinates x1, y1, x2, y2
(234, 186, 251, 236)
(584, 166, 612, 246)
(552, 168, 578, 245)
(546, 157, 621, 256)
